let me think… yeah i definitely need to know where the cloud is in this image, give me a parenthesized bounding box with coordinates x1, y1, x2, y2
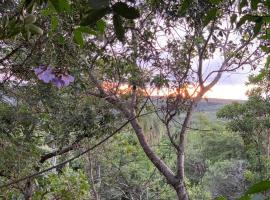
(205, 84, 249, 100)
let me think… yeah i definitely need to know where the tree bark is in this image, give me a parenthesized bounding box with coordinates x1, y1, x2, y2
(174, 104, 194, 200)
(129, 112, 191, 199)
(267, 133, 270, 157)
(86, 152, 100, 200)
(176, 104, 194, 180)
(175, 182, 189, 200)
(23, 179, 34, 200)
(129, 115, 176, 183)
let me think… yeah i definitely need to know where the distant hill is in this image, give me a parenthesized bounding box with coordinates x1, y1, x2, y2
(196, 98, 245, 112)
(149, 96, 245, 113)
(201, 97, 245, 104)
(195, 98, 245, 120)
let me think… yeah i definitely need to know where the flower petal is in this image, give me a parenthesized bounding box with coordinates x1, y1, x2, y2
(38, 68, 55, 83)
(52, 78, 65, 88)
(61, 74, 75, 86)
(34, 65, 46, 75)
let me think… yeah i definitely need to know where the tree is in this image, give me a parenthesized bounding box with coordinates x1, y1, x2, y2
(83, 1, 262, 198)
(0, 0, 266, 199)
(217, 72, 270, 184)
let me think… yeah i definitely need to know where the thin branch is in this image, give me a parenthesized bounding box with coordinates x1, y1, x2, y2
(0, 44, 24, 65)
(0, 99, 153, 189)
(198, 21, 216, 87)
(39, 134, 84, 163)
(176, 102, 194, 179)
(204, 39, 252, 92)
(165, 123, 178, 149)
(0, 120, 128, 189)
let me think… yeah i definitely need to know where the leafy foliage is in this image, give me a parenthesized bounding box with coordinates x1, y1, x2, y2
(0, 0, 269, 199)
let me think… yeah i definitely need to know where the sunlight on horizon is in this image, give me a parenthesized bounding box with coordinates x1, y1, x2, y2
(205, 84, 249, 100)
(152, 84, 249, 100)
(103, 81, 249, 100)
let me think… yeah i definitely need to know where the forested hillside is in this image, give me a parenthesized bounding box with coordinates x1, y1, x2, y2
(195, 98, 242, 120)
(0, 0, 270, 200)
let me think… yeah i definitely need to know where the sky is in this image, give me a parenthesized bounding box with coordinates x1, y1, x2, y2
(205, 70, 251, 100)
(154, 21, 257, 100)
(206, 80, 248, 100)
(145, 70, 251, 100)
(204, 54, 263, 100)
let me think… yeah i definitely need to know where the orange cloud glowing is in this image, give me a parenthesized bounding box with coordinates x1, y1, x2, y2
(102, 82, 248, 100)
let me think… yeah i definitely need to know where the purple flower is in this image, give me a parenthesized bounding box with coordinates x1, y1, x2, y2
(61, 74, 75, 86)
(34, 65, 75, 88)
(51, 77, 65, 88)
(34, 65, 45, 74)
(51, 74, 75, 88)
(39, 69, 55, 83)
(34, 65, 55, 83)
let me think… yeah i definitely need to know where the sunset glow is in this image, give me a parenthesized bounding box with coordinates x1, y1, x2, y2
(205, 84, 249, 100)
(102, 81, 248, 100)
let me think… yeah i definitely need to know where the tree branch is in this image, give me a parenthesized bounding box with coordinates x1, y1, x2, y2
(198, 21, 216, 87)
(176, 103, 194, 179)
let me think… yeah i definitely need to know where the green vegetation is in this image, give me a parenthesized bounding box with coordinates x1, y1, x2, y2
(0, 0, 270, 199)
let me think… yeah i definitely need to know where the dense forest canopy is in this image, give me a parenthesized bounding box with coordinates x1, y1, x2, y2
(0, 0, 270, 199)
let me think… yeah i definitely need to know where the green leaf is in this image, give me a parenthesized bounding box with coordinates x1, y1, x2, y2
(265, 1, 270, 10)
(89, 0, 109, 9)
(6, 25, 21, 38)
(112, 2, 140, 19)
(24, 15, 36, 24)
(73, 26, 99, 46)
(96, 20, 106, 34)
(245, 180, 270, 195)
(236, 15, 258, 28)
(215, 196, 227, 200)
(28, 24, 43, 35)
(253, 18, 263, 37)
(113, 14, 125, 42)
(22, 27, 31, 40)
(80, 8, 109, 26)
(24, 0, 33, 8)
(238, 195, 251, 200)
(209, 0, 222, 4)
(265, 55, 270, 68)
(230, 14, 237, 25)
(203, 8, 218, 26)
(41, 7, 55, 16)
(73, 26, 97, 46)
(259, 45, 270, 53)
(76, 26, 96, 35)
(57, 35, 65, 44)
(262, 16, 270, 23)
(178, 0, 193, 16)
(73, 29, 84, 47)
(51, 15, 58, 31)
(49, 0, 71, 12)
(251, 0, 259, 10)
(239, 0, 248, 13)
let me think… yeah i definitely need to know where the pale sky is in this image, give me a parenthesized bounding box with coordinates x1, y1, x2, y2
(205, 70, 250, 100)
(206, 83, 249, 100)
(154, 21, 256, 100)
(205, 55, 263, 100)
(153, 14, 267, 101)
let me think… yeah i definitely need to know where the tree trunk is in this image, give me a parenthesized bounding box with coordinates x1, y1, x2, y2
(129, 113, 190, 199)
(174, 104, 194, 200)
(23, 179, 34, 200)
(129, 115, 176, 183)
(267, 133, 270, 157)
(174, 182, 189, 200)
(24, 194, 32, 200)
